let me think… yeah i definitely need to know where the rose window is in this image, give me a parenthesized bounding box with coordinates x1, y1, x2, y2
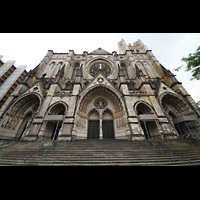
(89, 62, 111, 77)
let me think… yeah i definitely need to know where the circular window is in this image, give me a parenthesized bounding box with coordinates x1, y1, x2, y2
(89, 62, 111, 77)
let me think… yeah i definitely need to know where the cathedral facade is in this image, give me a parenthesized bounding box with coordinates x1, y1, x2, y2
(0, 39, 199, 141)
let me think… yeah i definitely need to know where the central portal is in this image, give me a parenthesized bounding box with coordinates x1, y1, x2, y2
(102, 120, 114, 139)
(87, 120, 100, 139)
(74, 86, 130, 140)
(87, 109, 115, 139)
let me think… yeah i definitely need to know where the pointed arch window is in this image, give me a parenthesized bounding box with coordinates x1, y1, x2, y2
(57, 62, 63, 70)
(71, 63, 80, 79)
(50, 62, 55, 69)
(121, 64, 129, 79)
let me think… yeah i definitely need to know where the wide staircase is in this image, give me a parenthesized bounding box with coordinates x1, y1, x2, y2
(1, 137, 200, 166)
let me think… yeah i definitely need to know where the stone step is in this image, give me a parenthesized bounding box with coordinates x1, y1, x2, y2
(0, 157, 192, 166)
(11, 159, 198, 166)
(1, 138, 200, 166)
(1, 147, 200, 156)
(2, 152, 197, 162)
(0, 157, 199, 166)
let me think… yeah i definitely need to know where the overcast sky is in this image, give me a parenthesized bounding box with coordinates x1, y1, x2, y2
(0, 33, 200, 102)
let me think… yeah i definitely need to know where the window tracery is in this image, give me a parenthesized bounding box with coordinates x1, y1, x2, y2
(71, 63, 80, 79)
(89, 62, 111, 77)
(120, 63, 129, 79)
(94, 98, 107, 109)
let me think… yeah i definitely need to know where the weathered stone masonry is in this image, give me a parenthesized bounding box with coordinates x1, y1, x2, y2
(0, 39, 199, 141)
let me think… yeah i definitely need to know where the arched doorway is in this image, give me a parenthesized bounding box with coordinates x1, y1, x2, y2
(136, 102, 160, 139)
(161, 93, 200, 138)
(87, 109, 100, 139)
(44, 103, 66, 140)
(0, 94, 41, 138)
(50, 121, 62, 140)
(102, 109, 114, 139)
(73, 85, 130, 139)
(49, 103, 66, 115)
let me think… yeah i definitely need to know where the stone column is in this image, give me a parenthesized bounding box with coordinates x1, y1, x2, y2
(99, 112, 103, 139)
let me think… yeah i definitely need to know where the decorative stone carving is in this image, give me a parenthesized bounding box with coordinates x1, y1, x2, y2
(41, 78, 54, 89)
(94, 98, 107, 109)
(84, 80, 90, 87)
(79, 86, 123, 112)
(74, 111, 87, 130)
(97, 77, 104, 84)
(75, 115, 86, 129)
(65, 80, 75, 90)
(127, 80, 136, 90)
(1, 114, 19, 130)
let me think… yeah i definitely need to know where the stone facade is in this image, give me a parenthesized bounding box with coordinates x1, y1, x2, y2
(0, 39, 199, 141)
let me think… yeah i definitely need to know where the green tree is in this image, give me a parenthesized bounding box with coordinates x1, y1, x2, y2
(174, 45, 200, 110)
(174, 45, 200, 80)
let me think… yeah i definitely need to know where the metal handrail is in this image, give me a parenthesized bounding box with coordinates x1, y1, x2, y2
(23, 136, 67, 165)
(0, 135, 29, 150)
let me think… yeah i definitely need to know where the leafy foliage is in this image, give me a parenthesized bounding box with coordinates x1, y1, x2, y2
(174, 45, 200, 110)
(197, 101, 200, 111)
(174, 45, 200, 80)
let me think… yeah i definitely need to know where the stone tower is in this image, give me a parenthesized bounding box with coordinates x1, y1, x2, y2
(0, 39, 199, 141)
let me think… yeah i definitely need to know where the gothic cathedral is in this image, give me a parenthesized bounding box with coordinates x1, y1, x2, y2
(0, 39, 199, 141)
